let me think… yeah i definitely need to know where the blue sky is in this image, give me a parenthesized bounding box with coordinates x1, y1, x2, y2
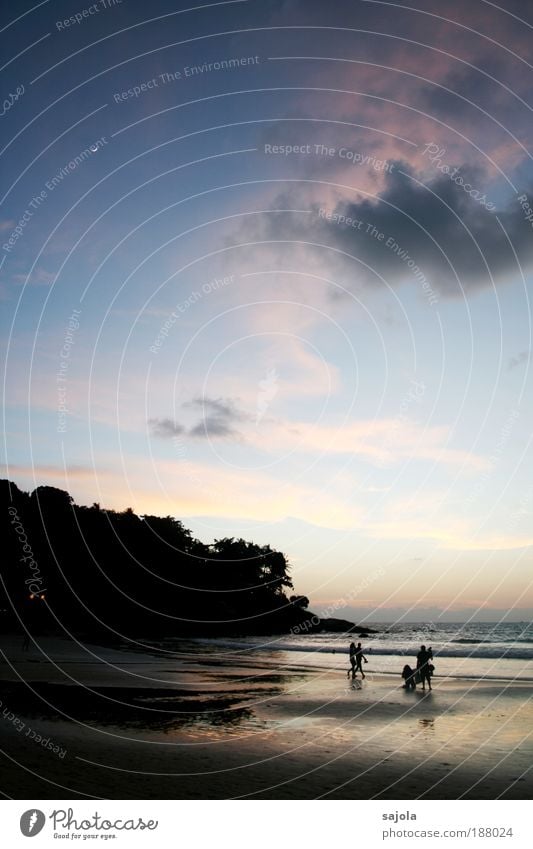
(2, 0, 533, 621)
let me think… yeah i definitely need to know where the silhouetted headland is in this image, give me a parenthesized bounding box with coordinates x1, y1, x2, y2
(1, 479, 375, 640)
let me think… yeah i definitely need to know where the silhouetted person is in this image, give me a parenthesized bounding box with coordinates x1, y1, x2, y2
(21, 631, 30, 652)
(402, 664, 416, 690)
(417, 644, 432, 690)
(355, 642, 368, 679)
(348, 641, 357, 679)
(427, 646, 435, 682)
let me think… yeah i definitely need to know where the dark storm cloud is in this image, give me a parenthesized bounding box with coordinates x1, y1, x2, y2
(233, 163, 533, 299)
(419, 67, 504, 122)
(418, 60, 530, 139)
(331, 164, 533, 296)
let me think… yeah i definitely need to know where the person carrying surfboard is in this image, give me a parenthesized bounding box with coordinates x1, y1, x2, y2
(416, 645, 433, 691)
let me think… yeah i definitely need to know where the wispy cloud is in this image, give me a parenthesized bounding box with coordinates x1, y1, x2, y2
(187, 397, 241, 419)
(148, 418, 185, 438)
(151, 392, 489, 471)
(150, 396, 248, 441)
(189, 416, 240, 439)
(508, 350, 531, 371)
(245, 417, 490, 471)
(1, 464, 107, 478)
(4, 455, 528, 551)
(10, 268, 56, 286)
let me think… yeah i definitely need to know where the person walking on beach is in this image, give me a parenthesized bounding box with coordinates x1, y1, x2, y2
(348, 641, 357, 679)
(355, 642, 368, 679)
(417, 644, 432, 691)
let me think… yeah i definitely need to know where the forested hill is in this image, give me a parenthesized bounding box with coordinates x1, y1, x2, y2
(1, 479, 326, 638)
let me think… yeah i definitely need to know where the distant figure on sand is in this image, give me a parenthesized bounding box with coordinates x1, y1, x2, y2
(417, 645, 433, 690)
(402, 664, 416, 690)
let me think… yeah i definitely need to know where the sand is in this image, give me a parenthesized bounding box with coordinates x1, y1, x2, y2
(0, 635, 531, 799)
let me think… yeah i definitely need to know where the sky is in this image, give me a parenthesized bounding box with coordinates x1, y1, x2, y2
(1, 0, 533, 623)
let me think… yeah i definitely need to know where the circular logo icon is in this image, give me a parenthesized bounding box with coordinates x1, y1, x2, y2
(20, 810, 46, 837)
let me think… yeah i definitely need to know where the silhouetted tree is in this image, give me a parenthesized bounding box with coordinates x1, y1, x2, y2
(290, 595, 310, 608)
(0, 480, 305, 638)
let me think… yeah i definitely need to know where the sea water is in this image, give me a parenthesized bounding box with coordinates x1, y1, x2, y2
(187, 621, 533, 682)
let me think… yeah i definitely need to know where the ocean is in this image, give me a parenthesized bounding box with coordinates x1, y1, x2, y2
(188, 621, 533, 682)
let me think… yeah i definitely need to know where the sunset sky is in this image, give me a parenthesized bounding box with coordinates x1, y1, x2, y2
(2, 0, 532, 621)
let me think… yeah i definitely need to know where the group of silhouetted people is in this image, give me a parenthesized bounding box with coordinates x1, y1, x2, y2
(347, 642, 435, 690)
(348, 641, 368, 679)
(402, 645, 435, 691)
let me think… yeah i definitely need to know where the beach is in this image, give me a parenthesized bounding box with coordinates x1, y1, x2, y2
(0, 633, 532, 800)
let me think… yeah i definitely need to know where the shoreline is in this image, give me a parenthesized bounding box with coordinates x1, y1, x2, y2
(0, 635, 532, 799)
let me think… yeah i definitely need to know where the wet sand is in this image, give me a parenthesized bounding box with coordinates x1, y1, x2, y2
(0, 635, 531, 799)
